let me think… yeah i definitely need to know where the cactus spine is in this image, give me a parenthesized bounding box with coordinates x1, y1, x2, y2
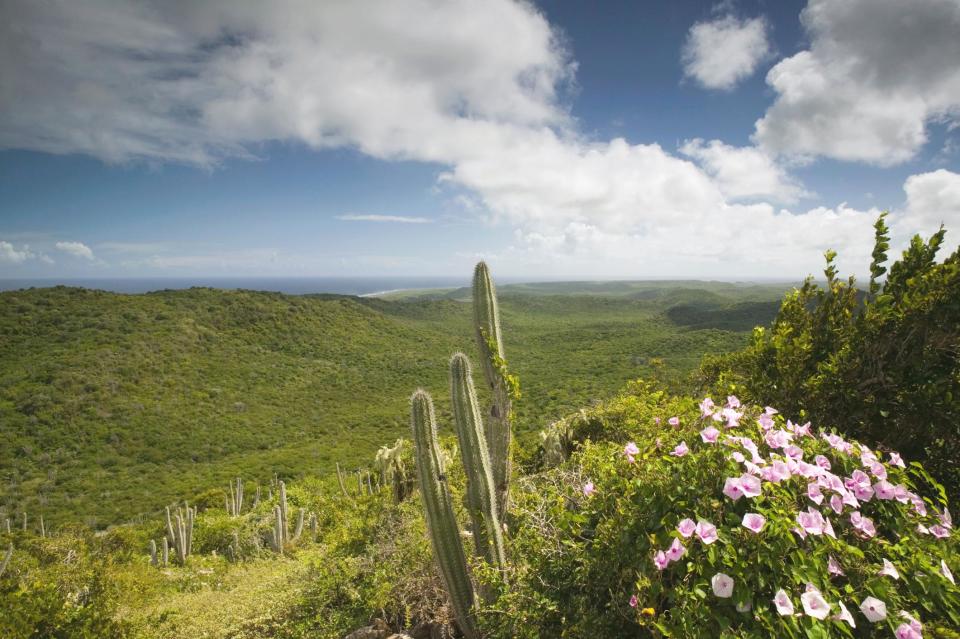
(472, 261, 513, 516)
(449, 353, 506, 568)
(411, 390, 478, 639)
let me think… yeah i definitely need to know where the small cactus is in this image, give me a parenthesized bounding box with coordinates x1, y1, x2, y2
(165, 504, 195, 565)
(162, 537, 169, 567)
(270, 505, 284, 553)
(336, 463, 350, 498)
(411, 390, 478, 639)
(228, 478, 244, 516)
(293, 508, 304, 542)
(0, 544, 12, 578)
(150, 540, 158, 567)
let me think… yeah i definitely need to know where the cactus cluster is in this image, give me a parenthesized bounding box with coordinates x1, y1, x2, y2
(408, 262, 516, 638)
(375, 438, 412, 504)
(165, 504, 194, 565)
(270, 481, 289, 553)
(227, 477, 244, 517)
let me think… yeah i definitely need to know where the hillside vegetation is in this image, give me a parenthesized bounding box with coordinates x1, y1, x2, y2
(0, 281, 784, 527)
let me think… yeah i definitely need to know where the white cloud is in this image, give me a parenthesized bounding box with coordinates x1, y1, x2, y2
(0, 241, 34, 264)
(755, 0, 960, 165)
(336, 214, 431, 223)
(679, 139, 809, 202)
(55, 241, 95, 260)
(681, 14, 771, 91)
(898, 169, 960, 236)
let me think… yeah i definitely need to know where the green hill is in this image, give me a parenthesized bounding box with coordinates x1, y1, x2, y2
(0, 282, 786, 527)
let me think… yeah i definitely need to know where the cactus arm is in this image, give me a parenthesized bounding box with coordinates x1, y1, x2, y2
(449, 353, 506, 568)
(411, 390, 479, 639)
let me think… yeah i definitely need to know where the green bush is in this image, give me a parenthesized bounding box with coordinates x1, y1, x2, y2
(482, 387, 958, 638)
(699, 215, 960, 499)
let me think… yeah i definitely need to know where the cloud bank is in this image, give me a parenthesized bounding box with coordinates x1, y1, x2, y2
(681, 14, 771, 91)
(336, 215, 431, 224)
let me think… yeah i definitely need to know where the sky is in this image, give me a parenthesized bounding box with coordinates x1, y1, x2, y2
(1, 0, 959, 280)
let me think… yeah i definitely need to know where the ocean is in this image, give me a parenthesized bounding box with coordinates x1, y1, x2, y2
(0, 277, 474, 296)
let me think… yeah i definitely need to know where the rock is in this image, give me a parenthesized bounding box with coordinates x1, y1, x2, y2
(343, 619, 390, 639)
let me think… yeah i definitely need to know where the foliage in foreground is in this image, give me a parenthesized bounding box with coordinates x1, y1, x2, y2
(699, 215, 960, 499)
(485, 385, 959, 638)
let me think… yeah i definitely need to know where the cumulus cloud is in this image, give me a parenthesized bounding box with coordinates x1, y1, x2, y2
(679, 139, 809, 203)
(898, 169, 960, 236)
(0, 0, 952, 279)
(55, 241, 95, 260)
(681, 14, 771, 91)
(0, 241, 34, 264)
(755, 0, 960, 165)
(336, 214, 431, 223)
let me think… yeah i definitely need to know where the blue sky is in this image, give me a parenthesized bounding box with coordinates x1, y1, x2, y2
(1, 0, 959, 279)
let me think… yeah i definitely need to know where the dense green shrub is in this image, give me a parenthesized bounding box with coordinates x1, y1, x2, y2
(699, 215, 960, 499)
(483, 387, 958, 637)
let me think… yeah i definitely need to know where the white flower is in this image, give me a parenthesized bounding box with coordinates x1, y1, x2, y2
(880, 558, 900, 580)
(860, 596, 887, 622)
(801, 589, 831, 620)
(943, 559, 955, 585)
(711, 573, 734, 598)
(772, 589, 794, 616)
(835, 601, 856, 628)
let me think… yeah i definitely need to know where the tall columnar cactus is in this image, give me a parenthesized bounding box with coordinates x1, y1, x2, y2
(411, 390, 478, 639)
(165, 504, 195, 565)
(150, 540, 158, 567)
(162, 537, 169, 566)
(39, 514, 45, 538)
(228, 477, 244, 517)
(278, 481, 289, 541)
(450, 353, 507, 569)
(293, 508, 305, 542)
(335, 463, 350, 498)
(375, 438, 412, 503)
(472, 261, 513, 516)
(270, 505, 285, 553)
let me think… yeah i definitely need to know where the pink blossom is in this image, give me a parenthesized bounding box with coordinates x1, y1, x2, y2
(911, 496, 927, 516)
(668, 416, 680, 428)
(741, 513, 765, 533)
(582, 481, 596, 497)
(670, 441, 689, 457)
(807, 483, 824, 505)
(879, 559, 900, 580)
(792, 526, 807, 540)
(666, 538, 686, 562)
(757, 412, 775, 430)
(918, 523, 930, 535)
(860, 596, 887, 622)
(941, 508, 953, 528)
(814, 454, 832, 470)
(739, 437, 762, 463)
(835, 601, 856, 628)
(652, 550, 669, 571)
(764, 460, 790, 483)
(677, 518, 696, 538)
(797, 507, 826, 536)
(743, 460, 762, 475)
(764, 406, 779, 415)
(726, 395, 741, 409)
(700, 426, 719, 444)
(869, 462, 888, 481)
(829, 494, 844, 515)
(721, 407, 742, 428)
(895, 623, 922, 639)
(764, 429, 792, 449)
(930, 524, 950, 539)
(894, 484, 911, 503)
(731, 451, 746, 463)
(784, 445, 804, 460)
(889, 451, 905, 468)
(699, 397, 715, 417)
(772, 589, 794, 615)
(624, 441, 639, 463)
(842, 490, 860, 510)
(800, 589, 831, 620)
(711, 573, 734, 598)
(828, 555, 844, 576)
(723, 477, 744, 501)
(793, 421, 813, 437)
(696, 520, 719, 544)
(874, 480, 896, 500)
(823, 517, 836, 538)
(739, 473, 762, 498)
(654, 417, 661, 425)
(629, 594, 638, 608)
(850, 512, 877, 538)
(898, 612, 923, 638)
(943, 559, 955, 585)
(860, 448, 878, 465)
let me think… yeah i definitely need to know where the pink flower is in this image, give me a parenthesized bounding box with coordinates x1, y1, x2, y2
(726, 395, 741, 409)
(814, 454, 832, 470)
(894, 484, 911, 503)
(582, 481, 596, 497)
(941, 508, 953, 529)
(666, 538, 686, 562)
(741, 513, 765, 533)
(828, 555, 844, 576)
(764, 429, 792, 449)
(668, 416, 680, 427)
(911, 496, 927, 516)
(898, 612, 923, 638)
(739, 437, 762, 463)
(670, 441, 689, 457)
(800, 589, 831, 620)
(731, 451, 746, 463)
(860, 596, 887, 622)
(677, 518, 696, 538)
(874, 480, 896, 500)
(695, 520, 719, 544)
(652, 550, 669, 571)
(889, 451, 905, 468)
(624, 441, 639, 463)
(879, 559, 900, 580)
(699, 397, 715, 417)
(835, 601, 856, 628)
(807, 483, 824, 505)
(700, 426, 720, 443)
(757, 412, 775, 431)
(943, 559, 955, 585)
(764, 406, 779, 415)
(773, 589, 794, 615)
(797, 507, 826, 536)
(793, 421, 813, 437)
(721, 407, 742, 428)
(849, 512, 877, 538)
(869, 462, 888, 481)
(723, 477, 744, 501)
(823, 517, 836, 538)
(895, 623, 922, 639)
(829, 494, 844, 515)
(739, 473, 762, 498)
(711, 573, 734, 598)
(784, 445, 804, 460)
(629, 594, 638, 608)
(931, 524, 950, 539)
